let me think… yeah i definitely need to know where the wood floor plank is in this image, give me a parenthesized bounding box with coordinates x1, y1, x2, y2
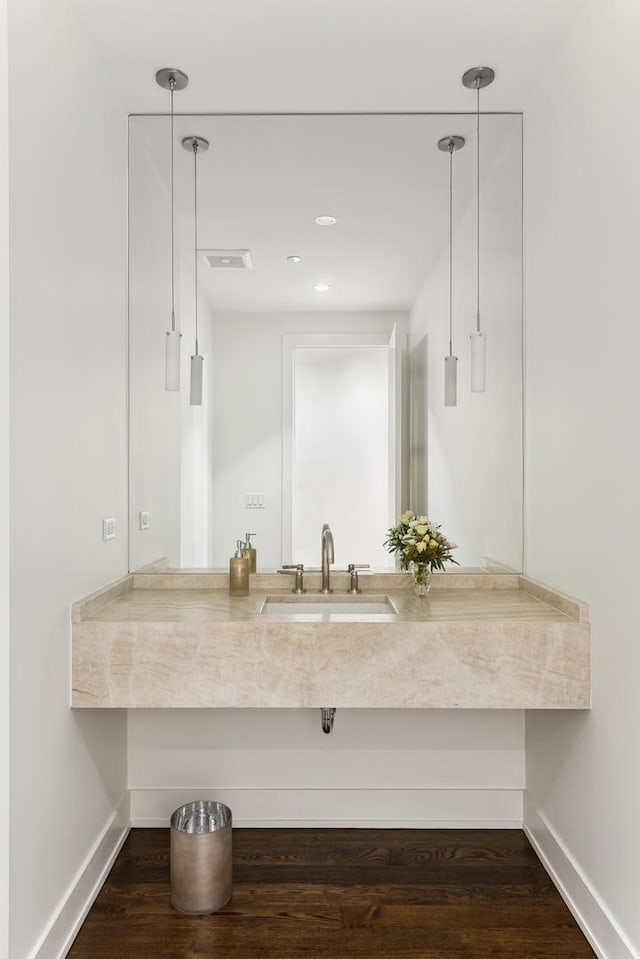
(67, 828, 596, 959)
(70, 924, 594, 959)
(90, 879, 565, 918)
(72, 922, 595, 959)
(340, 900, 582, 929)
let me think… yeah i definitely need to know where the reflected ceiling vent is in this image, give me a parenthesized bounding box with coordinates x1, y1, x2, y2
(201, 249, 254, 269)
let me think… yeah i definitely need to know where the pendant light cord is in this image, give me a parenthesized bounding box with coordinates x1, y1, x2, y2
(170, 80, 176, 332)
(193, 141, 199, 356)
(475, 80, 481, 334)
(448, 141, 453, 357)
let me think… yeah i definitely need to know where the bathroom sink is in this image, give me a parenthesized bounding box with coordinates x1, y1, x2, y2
(261, 594, 397, 618)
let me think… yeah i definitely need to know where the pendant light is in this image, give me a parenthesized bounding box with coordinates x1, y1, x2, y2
(156, 67, 188, 391)
(462, 66, 495, 393)
(438, 135, 465, 407)
(182, 136, 209, 406)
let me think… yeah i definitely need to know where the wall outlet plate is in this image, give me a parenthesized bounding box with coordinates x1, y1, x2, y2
(139, 511, 150, 531)
(102, 517, 116, 541)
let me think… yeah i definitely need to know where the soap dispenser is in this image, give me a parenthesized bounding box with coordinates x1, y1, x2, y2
(229, 540, 250, 596)
(244, 532, 257, 573)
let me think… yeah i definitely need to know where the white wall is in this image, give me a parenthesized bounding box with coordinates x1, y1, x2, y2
(409, 115, 523, 571)
(523, 1, 640, 955)
(128, 127, 182, 571)
(129, 128, 215, 571)
(208, 310, 404, 570)
(8, 1, 129, 956)
(178, 253, 215, 568)
(128, 708, 524, 828)
(291, 344, 391, 569)
(0, 1, 9, 955)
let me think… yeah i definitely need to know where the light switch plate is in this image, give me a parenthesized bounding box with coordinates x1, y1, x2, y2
(102, 517, 116, 541)
(245, 493, 265, 509)
(139, 511, 150, 531)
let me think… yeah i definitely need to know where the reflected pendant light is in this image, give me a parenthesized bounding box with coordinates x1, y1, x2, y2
(463, 66, 495, 393)
(438, 135, 465, 407)
(182, 135, 210, 406)
(156, 68, 188, 391)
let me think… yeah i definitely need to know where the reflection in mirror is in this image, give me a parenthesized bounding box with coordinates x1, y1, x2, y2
(128, 113, 522, 573)
(282, 331, 402, 570)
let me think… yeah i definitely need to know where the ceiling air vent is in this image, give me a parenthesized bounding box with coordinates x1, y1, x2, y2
(201, 249, 254, 270)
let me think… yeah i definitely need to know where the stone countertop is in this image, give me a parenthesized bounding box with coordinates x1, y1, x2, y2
(71, 572, 590, 710)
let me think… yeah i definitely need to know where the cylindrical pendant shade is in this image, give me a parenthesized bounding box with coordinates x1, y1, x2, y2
(444, 355, 458, 407)
(470, 330, 486, 392)
(190, 353, 204, 406)
(165, 329, 182, 391)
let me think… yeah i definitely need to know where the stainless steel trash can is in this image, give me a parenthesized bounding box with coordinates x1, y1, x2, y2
(170, 800, 232, 914)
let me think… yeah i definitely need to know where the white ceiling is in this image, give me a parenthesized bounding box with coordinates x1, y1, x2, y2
(72, 0, 582, 114)
(134, 112, 519, 312)
(78, 0, 581, 313)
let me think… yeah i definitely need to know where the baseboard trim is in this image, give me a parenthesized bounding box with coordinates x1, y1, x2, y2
(523, 792, 638, 959)
(129, 786, 523, 829)
(28, 791, 130, 959)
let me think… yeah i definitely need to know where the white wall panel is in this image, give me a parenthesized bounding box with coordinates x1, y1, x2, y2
(0, 0, 9, 954)
(8, 1, 129, 954)
(523, 0, 640, 954)
(208, 310, 404, 570)
(409, 116, 523, 572)
(128, 708, 525, 827)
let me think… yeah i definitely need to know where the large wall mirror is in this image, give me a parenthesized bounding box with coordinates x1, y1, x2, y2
(128, 112, 522, 573)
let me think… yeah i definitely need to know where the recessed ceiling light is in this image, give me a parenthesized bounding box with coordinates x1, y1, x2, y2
(287, 255, 302, 263)
(314, 215, 337, 226)
(313, 283, 331, 292)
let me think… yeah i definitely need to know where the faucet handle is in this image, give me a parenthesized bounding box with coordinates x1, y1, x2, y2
(278, 564, 306, 594)
(347, 563, 370, 594)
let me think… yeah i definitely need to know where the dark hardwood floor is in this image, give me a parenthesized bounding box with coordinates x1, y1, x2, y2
(67, 828, 596, 958)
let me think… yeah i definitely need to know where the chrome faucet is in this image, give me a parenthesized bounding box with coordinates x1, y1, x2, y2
(320, 523, 334, 594)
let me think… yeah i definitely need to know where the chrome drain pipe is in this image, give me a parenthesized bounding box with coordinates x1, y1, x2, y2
(320, 707, 336, 734)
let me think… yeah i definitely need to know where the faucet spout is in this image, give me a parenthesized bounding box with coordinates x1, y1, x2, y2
(320, 523, 334, 594)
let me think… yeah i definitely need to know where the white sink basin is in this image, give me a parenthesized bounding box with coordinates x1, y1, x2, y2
(261, 594, 397, 618)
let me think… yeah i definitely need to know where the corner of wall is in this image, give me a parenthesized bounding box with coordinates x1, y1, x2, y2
(27, 792, 130, 959)
(523, 792, 638, 959)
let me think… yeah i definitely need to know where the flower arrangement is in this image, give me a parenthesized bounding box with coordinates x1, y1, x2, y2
(384, 511, 459, 573)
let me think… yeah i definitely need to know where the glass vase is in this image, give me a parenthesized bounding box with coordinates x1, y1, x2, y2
(412, 563, 432, 598)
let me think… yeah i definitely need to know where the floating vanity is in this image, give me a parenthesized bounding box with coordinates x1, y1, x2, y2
(71, 571, 590, 710)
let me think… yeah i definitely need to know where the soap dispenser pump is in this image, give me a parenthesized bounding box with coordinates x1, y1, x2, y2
(229, 540, 250, 596)
(244, 532, 257, 573)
